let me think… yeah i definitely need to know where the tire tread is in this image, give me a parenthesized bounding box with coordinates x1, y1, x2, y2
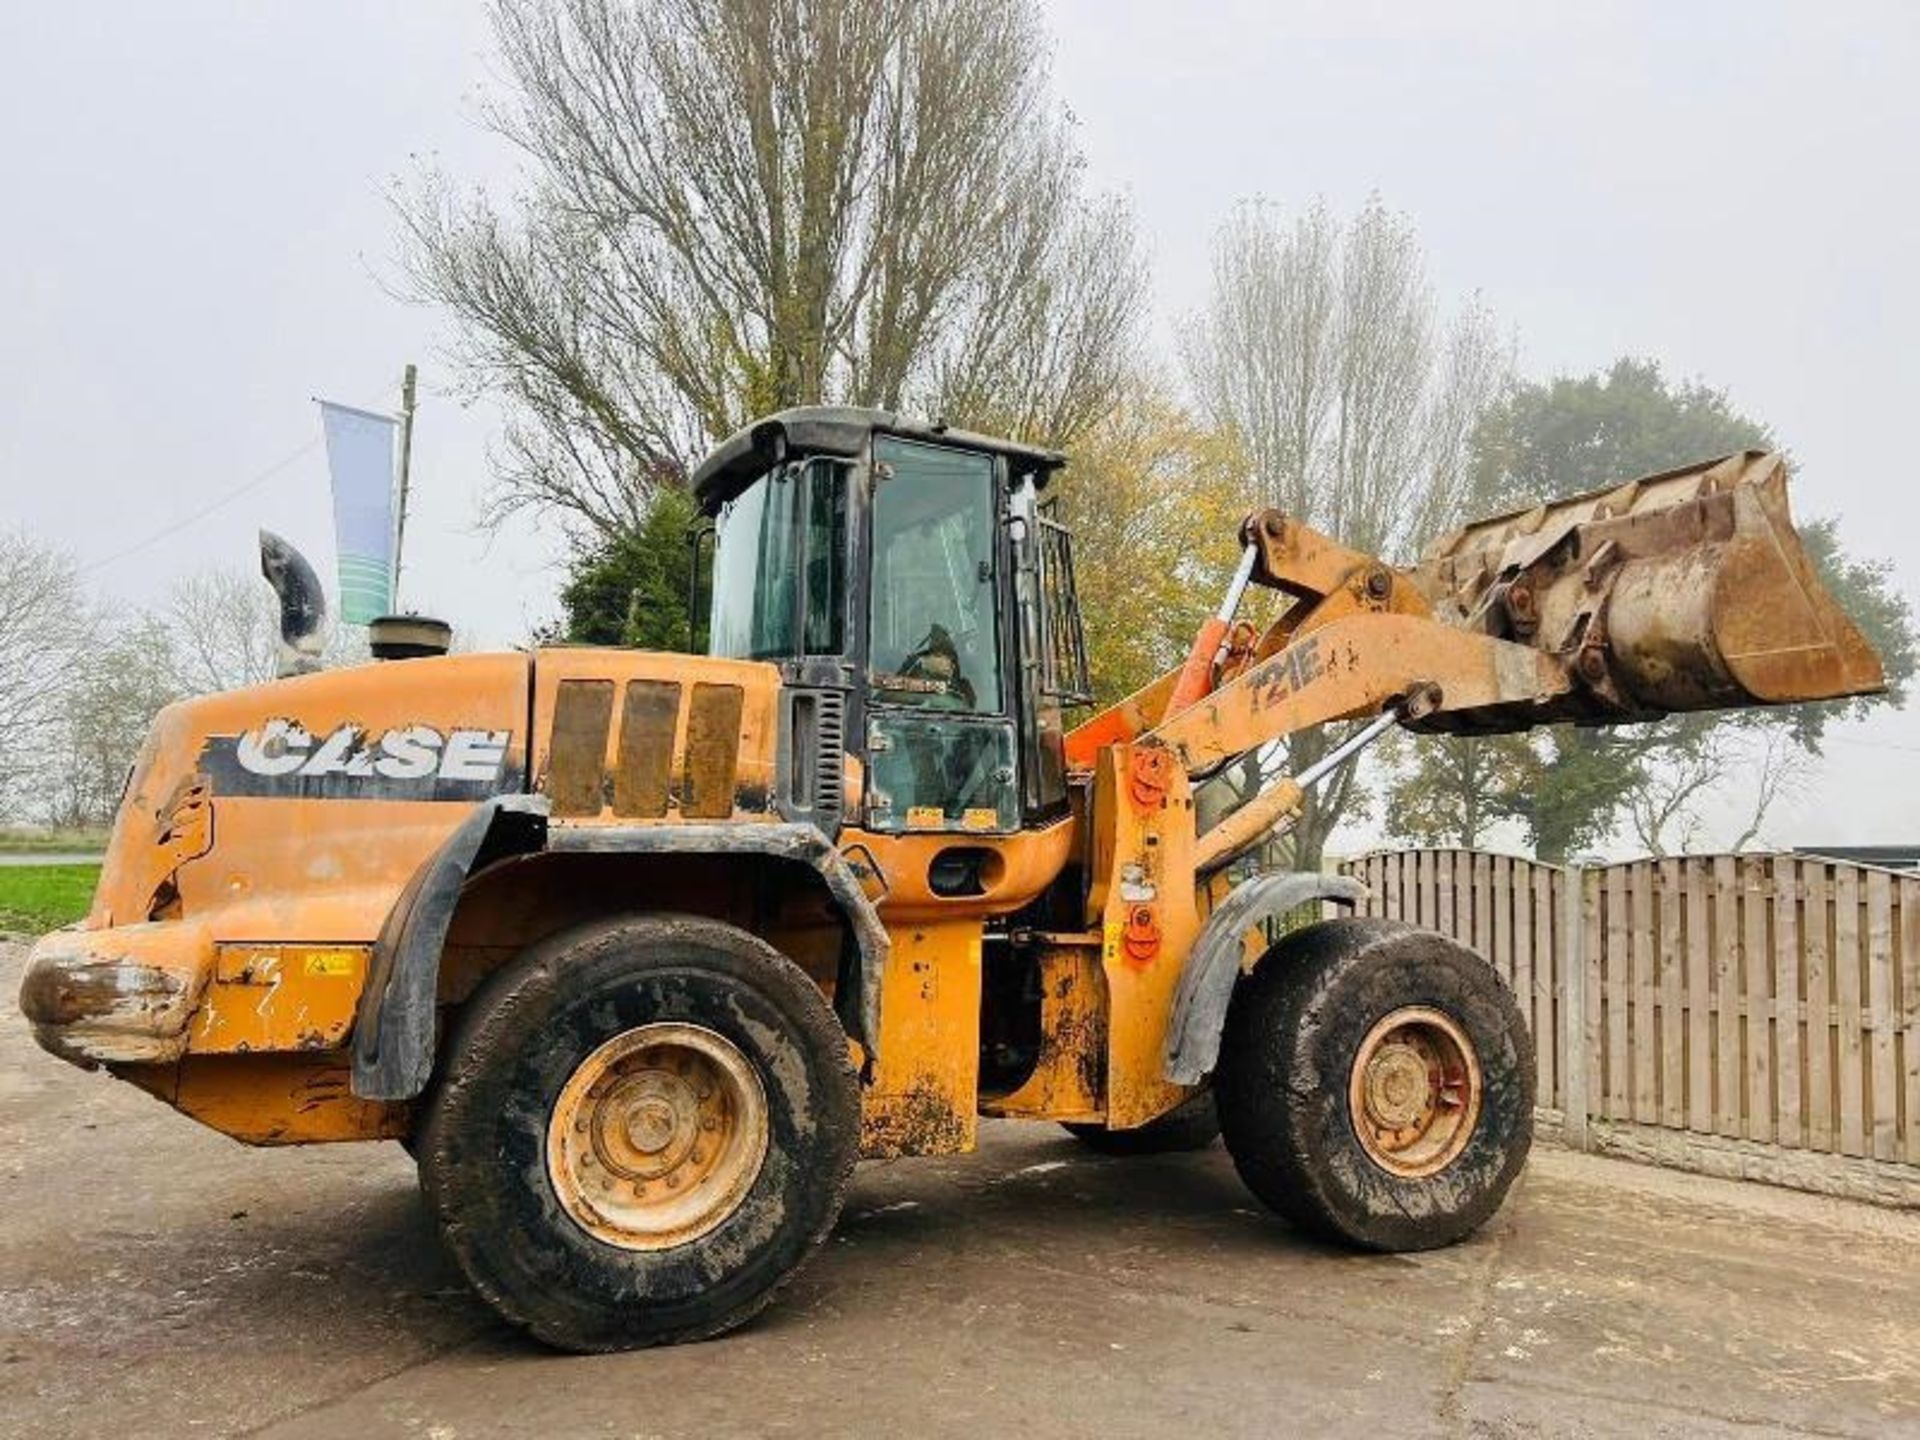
(418, 912, 859, 1351)
(1215, 918, 1534, 1251)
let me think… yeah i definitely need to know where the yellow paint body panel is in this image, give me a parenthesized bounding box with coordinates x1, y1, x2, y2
(853, 919, 985, 1157)
(846, 820, 1074, 919)
(980, 937, 1108, 1123)
(30, 649, 1175, 1156)
(92, 653, 529, 934)
(24, 644, 1114, 1158)
(121, 1052, 410, 1146)
(529, 649, 782, 823)
(195, 944, 371, 1054)
(842, 819, 1074, 1154)
(1086, 745, 1204, 1129)
(53, 654, 530, 1142)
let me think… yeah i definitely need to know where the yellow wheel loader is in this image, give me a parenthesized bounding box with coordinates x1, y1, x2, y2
(21, 409, 1883, 1351)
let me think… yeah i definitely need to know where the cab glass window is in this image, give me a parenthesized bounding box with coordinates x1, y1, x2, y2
(709, 462, 844, 660)
(867, 437, 1001, 713)
(802, 461, 845, 653)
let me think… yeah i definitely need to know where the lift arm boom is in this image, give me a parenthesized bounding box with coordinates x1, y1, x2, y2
(1076, 450, 1881, 786)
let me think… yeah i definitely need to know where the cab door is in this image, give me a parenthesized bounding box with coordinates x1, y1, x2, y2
(861, 434, 1020, 836)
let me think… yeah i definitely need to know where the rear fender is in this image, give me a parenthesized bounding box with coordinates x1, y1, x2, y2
(350, 795, 547, 1100)
(1162, 871, 1368, 1085)
(348, 799, 887, 1101)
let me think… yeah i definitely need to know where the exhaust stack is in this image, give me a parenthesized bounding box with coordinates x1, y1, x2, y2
(258, 530, 330, 678)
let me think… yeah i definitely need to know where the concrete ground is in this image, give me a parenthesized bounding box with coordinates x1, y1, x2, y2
(5, 941, 1919, 1439)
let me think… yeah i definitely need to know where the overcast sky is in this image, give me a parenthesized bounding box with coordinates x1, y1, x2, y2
(2, 1, 1915, 853)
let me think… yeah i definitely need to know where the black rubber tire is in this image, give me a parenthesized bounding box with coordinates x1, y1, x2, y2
(417, 913, 860, 1352)
(1062, 1089, 1221, 1155)
(1215, 917, 1534, 1252)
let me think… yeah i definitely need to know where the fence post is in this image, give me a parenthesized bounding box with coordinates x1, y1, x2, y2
(1561, 863, 1589, 1151)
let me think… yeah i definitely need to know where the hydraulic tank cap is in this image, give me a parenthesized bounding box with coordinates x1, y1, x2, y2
(369, 614, 453, 661)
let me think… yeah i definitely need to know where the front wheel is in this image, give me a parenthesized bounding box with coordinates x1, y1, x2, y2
(1214, 918, 1534, 1252)
(417, 913, 860, 1352)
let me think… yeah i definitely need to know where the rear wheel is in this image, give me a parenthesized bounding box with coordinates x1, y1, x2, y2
(1062, 1088, 1220, 1155)
(1215, 918, 1533, 1251)
(418, 913, 860, 1352)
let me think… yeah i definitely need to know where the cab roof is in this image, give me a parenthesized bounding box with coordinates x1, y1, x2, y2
(690, 406, 1067, 515)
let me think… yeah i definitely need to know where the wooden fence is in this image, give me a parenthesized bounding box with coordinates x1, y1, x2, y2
(1340, 850, 1920, 1180)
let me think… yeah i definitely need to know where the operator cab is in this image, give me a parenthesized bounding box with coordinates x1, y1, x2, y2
(690, 407, 1090, 842)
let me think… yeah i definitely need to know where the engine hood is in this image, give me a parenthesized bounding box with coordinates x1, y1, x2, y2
(90, 652, 531, 932)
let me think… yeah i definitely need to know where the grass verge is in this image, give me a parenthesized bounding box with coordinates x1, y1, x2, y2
(0, 865, 100, 934)
(0, 827, 109, 855)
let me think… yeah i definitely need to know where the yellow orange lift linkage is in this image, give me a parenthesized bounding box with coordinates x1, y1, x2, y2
(1059, 450, 1883, 1137)
(1067, 449, 1885, 870)
(1061, 502, 1569, 1131)
(1068, 517, 1545, 871)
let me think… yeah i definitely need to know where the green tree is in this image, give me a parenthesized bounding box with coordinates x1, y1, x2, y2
(1387, 358, 1915, 860)
(1466, 356, 1771, 512)
(552, 485, 699, 650)
(1380, 731, 1536, 850)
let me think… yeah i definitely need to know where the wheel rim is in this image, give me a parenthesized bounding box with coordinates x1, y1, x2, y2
(546, 1022, 769, 1251)
(1347, 1006, 1482, 1178)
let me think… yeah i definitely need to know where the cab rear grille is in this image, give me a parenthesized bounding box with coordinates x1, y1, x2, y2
(780, 687, 846, 836)
(814, 689, 845, 825)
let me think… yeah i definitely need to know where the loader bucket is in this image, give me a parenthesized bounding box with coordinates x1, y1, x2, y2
(1413, 451, 1883, 727)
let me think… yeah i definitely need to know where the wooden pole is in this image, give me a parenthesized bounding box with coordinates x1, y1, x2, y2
(392, 362, 418, 612)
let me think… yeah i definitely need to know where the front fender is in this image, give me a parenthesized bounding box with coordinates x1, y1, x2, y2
(1162, 870, 1368, 1085)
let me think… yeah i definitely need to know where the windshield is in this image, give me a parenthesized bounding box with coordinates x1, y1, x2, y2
(868, 436, 1001, 713)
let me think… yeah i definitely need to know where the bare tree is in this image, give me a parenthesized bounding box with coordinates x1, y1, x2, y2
(165, 568, 280, 696)
(1726, 729, 1805, 852)
(169, 562, 380, 694)
(398, 0, 1144, 538)
(1624, 734, 1719, 858)
(1183, 196, 1509, 559)
(1627, 721, 1806, 856)
(42, 611, 180, 828)
(1180, 196, 1510, 866)
(2, 541, 399, 826)
(0, 531, 98, 817)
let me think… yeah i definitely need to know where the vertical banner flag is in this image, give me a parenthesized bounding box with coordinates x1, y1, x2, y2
(318, 400, 399, 624)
